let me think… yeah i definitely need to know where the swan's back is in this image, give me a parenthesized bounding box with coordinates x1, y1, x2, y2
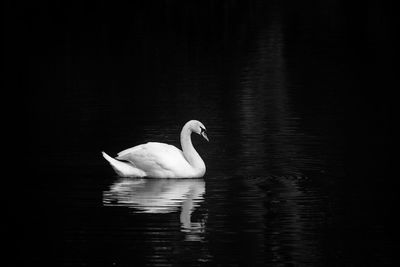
(116, 142, 193, 178)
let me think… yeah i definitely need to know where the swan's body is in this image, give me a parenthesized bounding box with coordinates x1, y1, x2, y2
(102, 120, 208, 178)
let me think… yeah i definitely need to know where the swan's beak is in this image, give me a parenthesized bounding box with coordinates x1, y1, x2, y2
(201, 131, 209, 142)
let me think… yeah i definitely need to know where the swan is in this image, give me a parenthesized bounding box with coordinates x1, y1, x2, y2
(102, 120, 208, 178)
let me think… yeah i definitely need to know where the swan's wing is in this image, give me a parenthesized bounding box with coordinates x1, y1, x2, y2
(117, 145, 145, 159)
(116, 142, 190, 177)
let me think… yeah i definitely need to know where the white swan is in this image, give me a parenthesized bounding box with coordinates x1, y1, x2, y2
(102, 120, 208, 178)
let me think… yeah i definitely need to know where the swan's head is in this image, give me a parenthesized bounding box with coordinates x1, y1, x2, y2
(187, 120, 209, 142)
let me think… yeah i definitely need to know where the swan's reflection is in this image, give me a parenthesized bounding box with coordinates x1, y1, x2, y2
(103, 178, 206, 240)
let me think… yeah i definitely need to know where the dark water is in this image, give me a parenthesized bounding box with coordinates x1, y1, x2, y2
(9, 1, 394, 266)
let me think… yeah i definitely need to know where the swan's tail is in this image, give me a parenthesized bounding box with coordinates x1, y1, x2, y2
(101, 151, 146, 177)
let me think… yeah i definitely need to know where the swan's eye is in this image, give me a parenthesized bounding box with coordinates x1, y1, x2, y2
(200, 127, 206, 133)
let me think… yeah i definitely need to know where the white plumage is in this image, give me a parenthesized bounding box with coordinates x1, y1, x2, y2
(102, 120, 208, 178)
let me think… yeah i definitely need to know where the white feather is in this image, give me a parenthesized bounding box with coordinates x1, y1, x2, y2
(102, 120, 208, 178)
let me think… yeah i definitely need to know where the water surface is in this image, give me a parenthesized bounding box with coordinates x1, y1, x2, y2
(17, 1, 394, 266)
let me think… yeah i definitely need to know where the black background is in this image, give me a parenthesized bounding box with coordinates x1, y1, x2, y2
(5, 0, 395, 266)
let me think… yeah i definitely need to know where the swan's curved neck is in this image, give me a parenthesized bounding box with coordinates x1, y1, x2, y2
(180, 124, 205, 174)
